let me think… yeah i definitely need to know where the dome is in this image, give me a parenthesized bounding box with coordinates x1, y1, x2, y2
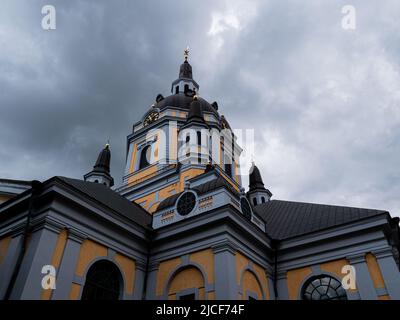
(154, 93, 220, 117)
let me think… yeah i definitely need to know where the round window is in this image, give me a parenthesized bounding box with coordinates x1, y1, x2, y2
(176, 192, 197, 216)
(240, 197, 252, 220)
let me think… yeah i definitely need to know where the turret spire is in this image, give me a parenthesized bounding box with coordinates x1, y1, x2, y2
(247, 162, 272, 206)
(171, 47, 199, 94)
(84, 143, 114, 187)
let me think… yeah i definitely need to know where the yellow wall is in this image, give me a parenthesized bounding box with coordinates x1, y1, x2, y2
(365, 253, 390, 300)
(0, 236, 12, 266)
(365, 253, 385, 289)
(242, 270, 263, 299)
(190, 249, 214, 284)
(0, 194, 13, 204)
(286, 258, 364, 300)
(168, 267, 205, 300)
(115, 253, 136, 295)
(179, 111, 186, 118)
(156, 257, 182, 296)
(75, 240, 108, 277)
(169, 127, 178, 162)
(236, 252, 269, 300)
(128, 164, 158, 185)
(286, 267, 312, 300)
(133, 168, 205, 214)
(156, 249, 215, 299)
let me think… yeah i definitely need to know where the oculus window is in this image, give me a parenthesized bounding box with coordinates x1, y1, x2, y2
(177, 191, 196, 216)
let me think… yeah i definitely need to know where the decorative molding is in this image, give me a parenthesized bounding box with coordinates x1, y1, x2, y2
(372, 247, 394, 259)
(346, 253, 366, 264)
(148, 261, 160, 272)
(212, 239, 237, 255)
(135, 260, 148, 271)
(67, 227, 87, 243)
(276, 270, 287, 280)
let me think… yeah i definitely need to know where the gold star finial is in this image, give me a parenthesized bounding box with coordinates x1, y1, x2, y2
(105, 139, 110, 148)
(184, 46, 190, 61)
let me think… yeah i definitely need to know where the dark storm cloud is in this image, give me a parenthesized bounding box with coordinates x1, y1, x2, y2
(1, 0, 400, 215)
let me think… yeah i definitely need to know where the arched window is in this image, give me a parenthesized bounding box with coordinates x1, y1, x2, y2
(261, 197, 266, 203)
(81, 260, 123, 300)
(168, 266, 205, 300)
(175, 86, 179, 94)
(253, 198, 257, 206)
(184, 84, 189, 93)
(302, 275, 347, 300)
(139, 145, 151, 170)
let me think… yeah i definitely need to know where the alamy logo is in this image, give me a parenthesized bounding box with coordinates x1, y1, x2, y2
(41, 5, 56, 30)
(341, 264, 356, 290)
(41, 265, 56, 290)
(341, 5, 356, 30)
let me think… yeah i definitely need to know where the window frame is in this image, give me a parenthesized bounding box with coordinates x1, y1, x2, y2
(176, 288, 199, 300)
(301, 274, 348, 301)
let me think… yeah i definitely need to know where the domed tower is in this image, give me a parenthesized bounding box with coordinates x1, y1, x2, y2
(246, 162, 272, 206)
(84, 143, 114, 187)
(117, 49, 243, 213)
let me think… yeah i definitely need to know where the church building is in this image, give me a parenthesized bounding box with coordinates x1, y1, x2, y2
(1, 51, 400, 300)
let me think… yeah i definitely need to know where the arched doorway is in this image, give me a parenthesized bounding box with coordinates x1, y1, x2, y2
(81, 260, 123, 300)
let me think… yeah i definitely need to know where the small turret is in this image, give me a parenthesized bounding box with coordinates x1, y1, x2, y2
(247, 162, 272, 206)
(84, 143, 114, 187)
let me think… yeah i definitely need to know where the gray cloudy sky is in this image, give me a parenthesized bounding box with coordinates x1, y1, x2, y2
(1, 0, 400, 215)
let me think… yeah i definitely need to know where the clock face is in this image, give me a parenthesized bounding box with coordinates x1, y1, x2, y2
(143, 111, 159, 126)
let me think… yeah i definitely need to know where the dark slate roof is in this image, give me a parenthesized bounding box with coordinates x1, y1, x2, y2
(154, 93, 219, 117)
(157, 176, 240, 211)
(187, 99, 205, 123)
(179, 60, 193, 79)
(91, 144, 111, 174)
(57, 177, 152, 228)
(249, 163, 266, 191)
(254, 200, 388, 240)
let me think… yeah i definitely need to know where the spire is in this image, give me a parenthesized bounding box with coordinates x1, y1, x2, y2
(247, 162, 272, 205)
(84, 143, 114, 187)
(179, 46, 193, 79)
(249, 162, 265, 191)
(93, 143, 111, 173)
(171, 47, 199, 94)
(179, 60, 193, 79)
